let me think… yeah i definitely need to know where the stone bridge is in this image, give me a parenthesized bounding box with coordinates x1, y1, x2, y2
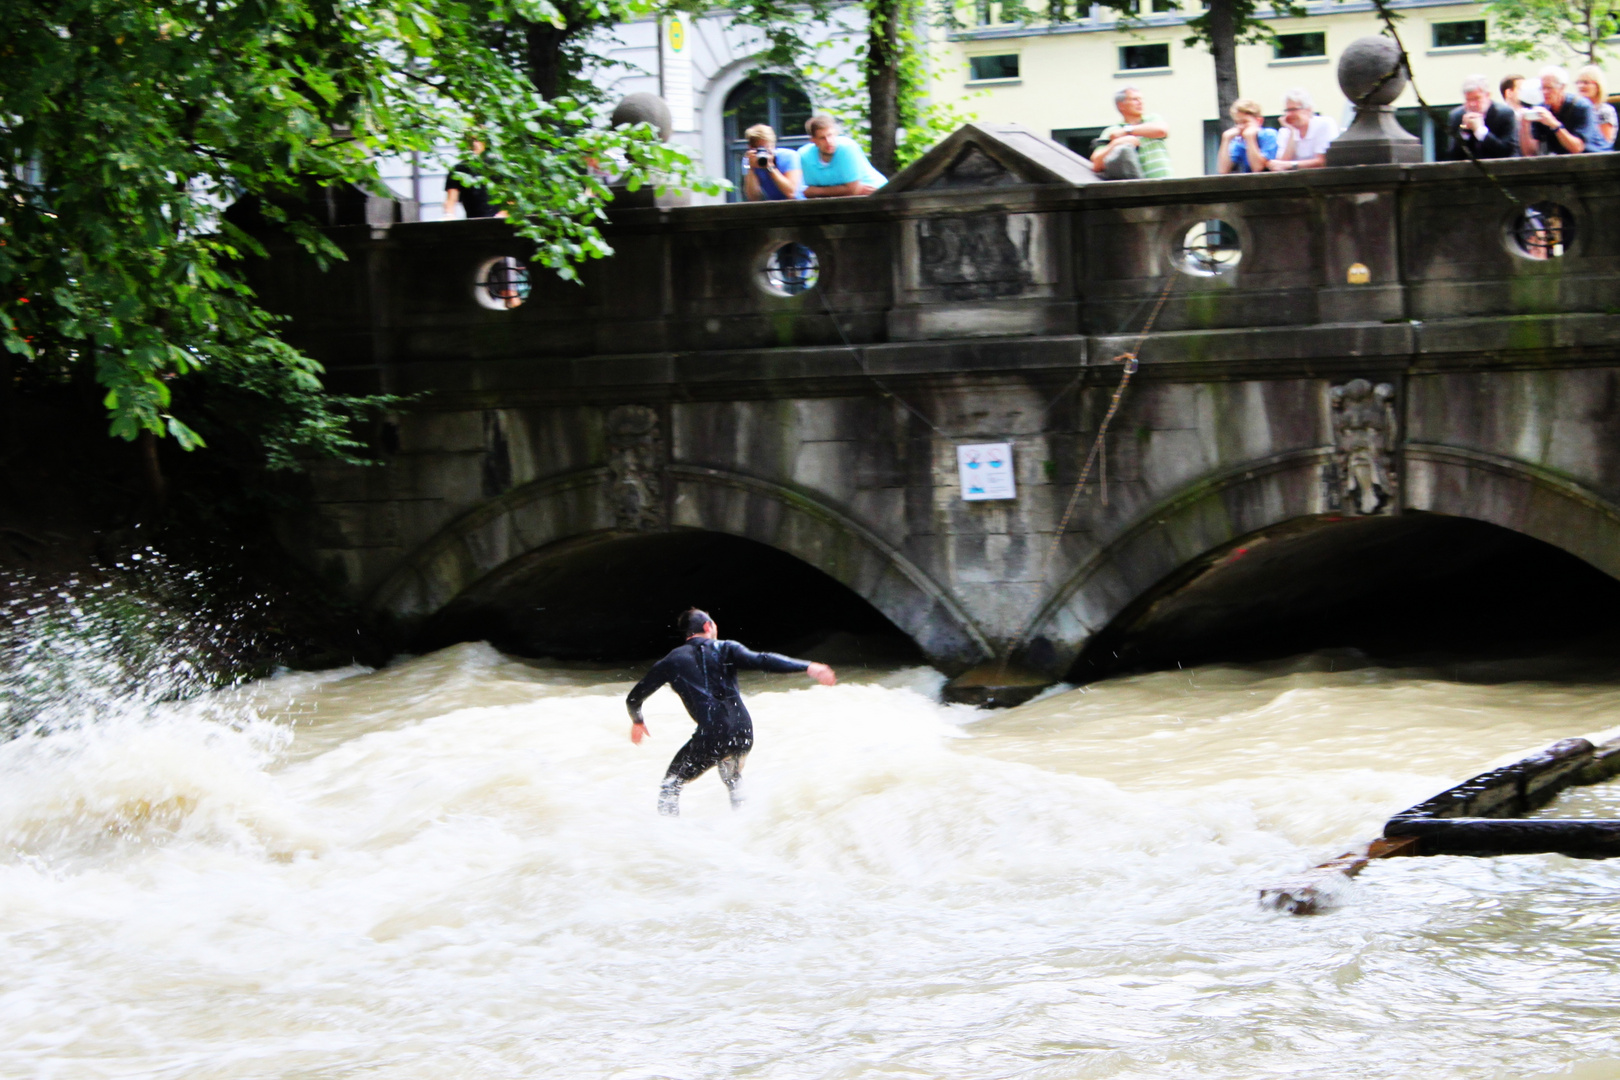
(254, 124, 1620, 692)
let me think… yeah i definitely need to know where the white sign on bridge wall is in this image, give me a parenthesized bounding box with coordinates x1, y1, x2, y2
(957, 443, 1016, 501)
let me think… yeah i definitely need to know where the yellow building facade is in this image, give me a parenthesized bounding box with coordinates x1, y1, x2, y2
(932, 0, 1514, 176)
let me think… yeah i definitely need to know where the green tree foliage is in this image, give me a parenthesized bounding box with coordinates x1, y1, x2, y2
(1483, 0, 1619, 64)
(0, 0, 706, 464)
(729, 0, 976, 175)
(476, 0, 656, 101)
(801, 48, 979, 172)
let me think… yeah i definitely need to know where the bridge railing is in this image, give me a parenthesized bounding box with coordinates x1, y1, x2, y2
(254, 153, 1619, 385)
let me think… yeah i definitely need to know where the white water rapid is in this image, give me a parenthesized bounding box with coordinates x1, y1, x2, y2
(4, 642, 1620, 1079)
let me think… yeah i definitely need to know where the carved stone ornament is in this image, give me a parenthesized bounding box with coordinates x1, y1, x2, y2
(605, 404, 666, 531)
(916, 214, 1035, 300)
(1329, 379, 1397, 515)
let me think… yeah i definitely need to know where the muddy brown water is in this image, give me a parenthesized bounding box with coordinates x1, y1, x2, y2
(3, 642, 1619, 1078)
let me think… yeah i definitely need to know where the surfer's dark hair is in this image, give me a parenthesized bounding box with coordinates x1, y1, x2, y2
(678, 608, 712, 636)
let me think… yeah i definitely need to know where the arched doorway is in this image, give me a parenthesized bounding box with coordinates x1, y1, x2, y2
(722, 75, 813, 201)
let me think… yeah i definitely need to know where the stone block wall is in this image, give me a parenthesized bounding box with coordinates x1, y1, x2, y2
(252, 151, 1620, 674)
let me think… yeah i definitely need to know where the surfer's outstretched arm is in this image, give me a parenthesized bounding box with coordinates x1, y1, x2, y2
(625, 662, 673, 743)
(723, 642, 837, 686)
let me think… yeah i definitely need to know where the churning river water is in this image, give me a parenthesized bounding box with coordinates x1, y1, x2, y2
(5, 641, 1620, 1079)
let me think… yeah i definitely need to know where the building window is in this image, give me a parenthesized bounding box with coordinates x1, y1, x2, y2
(968, 54, 1020, 82)
(721, 75, 813, 203)
(1123, 0, 1181, 11)
(1433, 20, 1486, 48)
(1052, 126, 1108, 156)
(1119, 43, 1170, 71)
(1395, 104, 1461, 161)
(1273, 32, 1326, 60)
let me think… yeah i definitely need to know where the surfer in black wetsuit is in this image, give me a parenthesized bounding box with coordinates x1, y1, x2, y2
(626, 608, 836, 816)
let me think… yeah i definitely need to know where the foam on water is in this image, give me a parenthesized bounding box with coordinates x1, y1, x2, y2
(2, 642, 1619, 1078)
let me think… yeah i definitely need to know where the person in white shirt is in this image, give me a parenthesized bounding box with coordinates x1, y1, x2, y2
(1267, 88, 1340, 171)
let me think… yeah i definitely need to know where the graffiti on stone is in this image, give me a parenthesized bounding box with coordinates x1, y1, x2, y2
(1328, 379, 1397, 515)
(915, 214, 1035, 301)
(606, 404, 665, 531)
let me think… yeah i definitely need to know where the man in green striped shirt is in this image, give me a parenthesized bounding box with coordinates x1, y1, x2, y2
(1090, 87, 1172, 180)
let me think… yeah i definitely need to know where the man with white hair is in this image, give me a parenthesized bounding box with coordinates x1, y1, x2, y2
(1520, 65, 1600, 155)
(1267, 88, 1339, 171)
(1090, 86, 1171, 180)
(1444, 75, 1519, 159)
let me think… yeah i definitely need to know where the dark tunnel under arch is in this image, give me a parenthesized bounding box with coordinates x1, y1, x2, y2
(1069, 512, 1620, 682)
(421, 530, 926, 666)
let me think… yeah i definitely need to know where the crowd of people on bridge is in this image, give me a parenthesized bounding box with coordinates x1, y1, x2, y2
(739, 113, 888, 201)
(730, 62, 1614, 201)
(1086, 63, 1616, 184)
(442, 57, 1614, 213)
(1444, 66, 1615, 158)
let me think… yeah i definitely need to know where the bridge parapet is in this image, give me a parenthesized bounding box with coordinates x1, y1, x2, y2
(264, 128, 1620, 396)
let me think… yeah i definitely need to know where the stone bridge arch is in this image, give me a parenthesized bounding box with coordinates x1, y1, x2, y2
(1022, 445, 1620, 677)
(368, 465, 992, 670)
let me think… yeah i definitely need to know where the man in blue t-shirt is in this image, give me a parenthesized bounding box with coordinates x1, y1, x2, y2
(741, 124, 803, 201)
(1520, 66, 1602, 156)
(1216, 99, 1277, 174)
(800, 114, 887, 198)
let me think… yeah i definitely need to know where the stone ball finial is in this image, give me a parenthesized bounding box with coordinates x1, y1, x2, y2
(610, 92, 673, 142)
(1337, 36, 1409, 106)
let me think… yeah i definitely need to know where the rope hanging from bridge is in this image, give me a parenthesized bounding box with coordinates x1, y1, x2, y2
(998, 269, 1179, 674)
(817, 289, 954, 440)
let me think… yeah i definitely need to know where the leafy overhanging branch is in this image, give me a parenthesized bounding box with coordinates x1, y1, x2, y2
(0, 0, 714, 467)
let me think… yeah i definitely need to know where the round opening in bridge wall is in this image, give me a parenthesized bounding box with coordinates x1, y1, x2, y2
(1176, 219, 1242, 277)
(472, 256, 532, 310)
(757, 241, 820, 297)
(1509, 201, 1574, 261)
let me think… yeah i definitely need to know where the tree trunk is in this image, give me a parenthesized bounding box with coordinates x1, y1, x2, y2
(140, 430, 167, 510)
(525, 22, 566, 99)
(867, 0, 903, 176)
(1206, 0, 1239, 124)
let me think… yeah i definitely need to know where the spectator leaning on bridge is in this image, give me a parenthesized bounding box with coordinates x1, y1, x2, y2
(1500, 74, 1530, 141)
(1501, 74, 1527, 114)
(1089, 86, 1171, 180)
(1216, 99, 1276, 174)
(800, 115, 887, 198)
(443, 138, 504, 219)
(1267, 88, 1338, 171)
(1520, 66, 1601, 156)
(1574, 66, 1616, 151)
(1443, 75, 1519, 160)
(741, 124, 803, 201)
